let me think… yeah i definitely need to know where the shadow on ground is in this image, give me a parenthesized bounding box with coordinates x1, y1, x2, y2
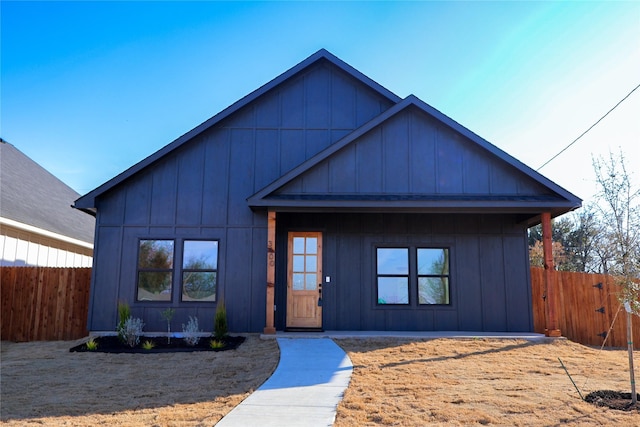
(0, 335, 278, 423)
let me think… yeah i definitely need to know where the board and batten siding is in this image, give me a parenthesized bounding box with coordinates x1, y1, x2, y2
(86, 61, 396, 332)
(275, 213, 532, 332)
(276, 106, 554, 198)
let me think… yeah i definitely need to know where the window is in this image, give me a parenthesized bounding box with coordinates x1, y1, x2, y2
(417, 248, 450, 304)
(376, 248, 409, 304)
(181, 240, 218, 302)
(376, 246, 451, 306)
(292, 235, 318, 291)
(137, 240, 174, 301)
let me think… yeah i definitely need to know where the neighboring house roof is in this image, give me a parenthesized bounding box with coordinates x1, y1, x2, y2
(0, 139, 94, 245)
(74, 49, 401, 210)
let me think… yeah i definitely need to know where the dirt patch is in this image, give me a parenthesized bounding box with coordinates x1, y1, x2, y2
(585, 390, 640, 411)
(334, 338, 640, 426)
(1, 335, 279, 426)
(69, 335, 245, 353)
(4, 336, 640, 426)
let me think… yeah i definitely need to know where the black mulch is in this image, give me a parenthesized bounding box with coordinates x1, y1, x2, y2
(585, 390, 640, 412)
(69, 335, 245, 354)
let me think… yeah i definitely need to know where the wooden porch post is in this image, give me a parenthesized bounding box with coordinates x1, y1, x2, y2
(264, 210, 276, 335)
(542, 212, 561, 337)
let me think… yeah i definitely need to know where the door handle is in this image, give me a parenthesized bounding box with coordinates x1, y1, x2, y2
(318, 284, 322, 306)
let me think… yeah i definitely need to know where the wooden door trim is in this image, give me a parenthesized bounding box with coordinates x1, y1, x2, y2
(286, 231, 323, 329)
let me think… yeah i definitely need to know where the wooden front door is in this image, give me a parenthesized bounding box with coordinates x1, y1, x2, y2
(286, 232, 323, 329)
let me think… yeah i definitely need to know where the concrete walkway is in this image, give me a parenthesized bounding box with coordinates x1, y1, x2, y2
(216, 338, 353, 427)
(270, 330, 550, 340)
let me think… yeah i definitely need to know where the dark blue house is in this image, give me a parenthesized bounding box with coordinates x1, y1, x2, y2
(74, 50, 581, 334)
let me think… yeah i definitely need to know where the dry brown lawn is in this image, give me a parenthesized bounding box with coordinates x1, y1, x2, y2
(334, 338, 640, 426)
(0, 335, 279, 426)
(2, 336, 640, 426)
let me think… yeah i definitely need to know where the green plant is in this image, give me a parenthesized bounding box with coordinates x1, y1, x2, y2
(117, 301, 131, 343)
(160, 308, 175, 344)
(85, 338, 98, 351)
(182, 316, 201, 346)
(214, 299, 228, 339)
(118, 317, 144, 348)
(141, 340, 155, 350)
(209, 339, 225, 350)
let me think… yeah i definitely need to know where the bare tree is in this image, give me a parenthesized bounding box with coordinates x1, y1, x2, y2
(593, 149, 640, 405)
(528, 207, 601, 273)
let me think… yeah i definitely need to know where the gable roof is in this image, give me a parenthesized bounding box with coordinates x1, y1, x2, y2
(74, 49, 401, 210)
(247, 95, 582, 221)
(0, 139, 95, 244)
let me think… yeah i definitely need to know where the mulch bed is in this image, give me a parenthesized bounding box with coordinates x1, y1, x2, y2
(69, 335, 245, 353)
(585, 390, 640, 411)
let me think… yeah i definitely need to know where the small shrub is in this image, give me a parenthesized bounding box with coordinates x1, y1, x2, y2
(117, 301, 131, 343)
(209, 339, 225, 350)
(85, 338, 98, 351)
(214, 300, 228, 339)
(182, 316, 201, 346)
(160, 308, 175, 344)
(118, 317, 144, 348)
(141, 340, 155, 350)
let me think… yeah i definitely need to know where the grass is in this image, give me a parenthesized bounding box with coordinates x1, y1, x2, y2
(0, 335, 278, 426)
(334, 338, 640, 426)
(84, 338, 98, 351)
(1, 335, 639, 426)
(210, 339, 226, 349)
(141, 339, 155, 350)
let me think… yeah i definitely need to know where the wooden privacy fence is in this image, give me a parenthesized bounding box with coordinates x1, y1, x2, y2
(1, 266, 639, 346)
(531, 267, 640, 349)
(1, 267, 91, 341)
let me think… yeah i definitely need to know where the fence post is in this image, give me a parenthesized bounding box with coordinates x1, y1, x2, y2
(542, 212, 561, 337)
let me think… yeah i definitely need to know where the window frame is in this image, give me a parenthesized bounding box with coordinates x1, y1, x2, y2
(374, 245, 452, 308)
(417, 247, 451, 305)
(180, 239, 219, 303)
(136, 239, 176, 302)
(375, 247, 410, 305)
(134, 238, 221, 304)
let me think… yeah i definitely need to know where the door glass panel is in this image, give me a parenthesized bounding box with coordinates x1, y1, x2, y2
(293, 237, 305, 254)
(293, 273, 305, 290)
(306, 255, 317, 272)
(293, 255, 305, 272)
(305, 273, 317, 290)
(306, 237, 317, 254)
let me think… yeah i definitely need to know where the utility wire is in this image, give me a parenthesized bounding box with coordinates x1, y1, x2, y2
(537, 83, 640, 171)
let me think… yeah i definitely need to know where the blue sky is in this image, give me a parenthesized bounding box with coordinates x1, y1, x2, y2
(2, 1, 639, 205)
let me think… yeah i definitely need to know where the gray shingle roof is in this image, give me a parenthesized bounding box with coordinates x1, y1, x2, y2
(0, 139, 94, 244)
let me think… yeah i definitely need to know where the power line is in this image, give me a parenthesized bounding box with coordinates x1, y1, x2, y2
(537, 82, 640, 171)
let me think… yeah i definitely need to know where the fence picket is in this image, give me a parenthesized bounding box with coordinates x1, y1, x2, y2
(1, 267, 90, 341)
(1, 266, 638, 346)
(530, 267, 640, 349)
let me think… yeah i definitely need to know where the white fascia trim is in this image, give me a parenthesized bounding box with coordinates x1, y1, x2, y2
(0, 217, 94, 250)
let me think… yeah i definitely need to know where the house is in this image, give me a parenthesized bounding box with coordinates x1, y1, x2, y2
(1, 139, 94, 267)
(74, 50, 581, 334)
